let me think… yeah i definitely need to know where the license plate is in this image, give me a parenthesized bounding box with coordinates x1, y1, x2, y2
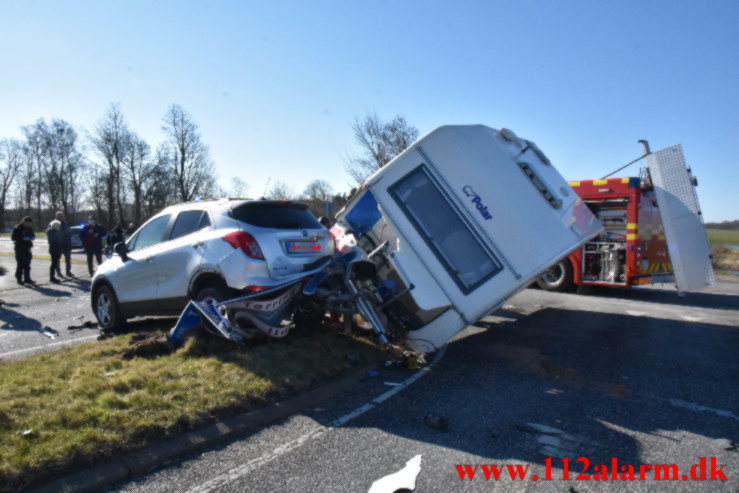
(286, 241, 322, 254)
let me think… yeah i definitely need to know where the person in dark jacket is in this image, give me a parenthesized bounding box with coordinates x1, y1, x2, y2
(11, 216, 35, 284)
(55, 211, 73, 277)
(46, 220, 63, 283)
(79, 216, 108, 276)
(109, 223, 125, 247)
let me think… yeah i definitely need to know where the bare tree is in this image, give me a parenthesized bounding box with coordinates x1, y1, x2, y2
(302, 179, 334, 217)
(344, 113, 418, 185)
(122, 133, 152, 226)
(303, 179, 333, 202)
(0, 140, 22, 230)
(90, 104, 129, 225)
(229, 177, 249, 197)
(22, 120, 49, 224)
(160, 104, 218, 201)
(266, 180, 295, 200)
(141, 150, 173, 218)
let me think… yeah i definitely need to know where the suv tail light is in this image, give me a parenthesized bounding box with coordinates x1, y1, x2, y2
(222, 232, 264, 259)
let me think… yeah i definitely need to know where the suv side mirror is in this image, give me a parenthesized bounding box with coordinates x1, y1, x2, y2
(114, 242, 129, 261)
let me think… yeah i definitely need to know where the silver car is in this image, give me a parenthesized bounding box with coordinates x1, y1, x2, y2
(90, 199, 334, 330)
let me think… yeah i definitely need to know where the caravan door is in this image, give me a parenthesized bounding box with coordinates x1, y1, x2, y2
(647, 145, 715, 292)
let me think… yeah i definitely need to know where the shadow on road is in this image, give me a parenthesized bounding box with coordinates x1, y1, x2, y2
(578, 284, 739, 311)
(284, 300, 737, 474)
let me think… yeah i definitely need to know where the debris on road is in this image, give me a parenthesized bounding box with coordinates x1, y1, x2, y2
(66, 320, 97, 330)
(515, 422, 564, 435)
(423, 414, 448, 431)
(368, 454, 422, 493)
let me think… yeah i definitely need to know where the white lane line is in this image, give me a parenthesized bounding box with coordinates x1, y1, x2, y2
(0, 335, 98, 359)
(187, 346, 447, 493)
(667, 398, 739, 422)
(680, 314, 702, 322)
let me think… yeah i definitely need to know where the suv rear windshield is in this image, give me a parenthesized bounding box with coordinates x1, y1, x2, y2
(231, 202, 322, 229)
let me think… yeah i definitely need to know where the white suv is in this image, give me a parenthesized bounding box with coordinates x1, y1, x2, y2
(90, 199, 334, 330)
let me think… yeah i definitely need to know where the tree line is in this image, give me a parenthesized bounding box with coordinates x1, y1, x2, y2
(0, 107, 417, 231)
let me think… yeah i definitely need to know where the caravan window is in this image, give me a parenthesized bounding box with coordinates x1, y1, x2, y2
(389, 166, 502, 293)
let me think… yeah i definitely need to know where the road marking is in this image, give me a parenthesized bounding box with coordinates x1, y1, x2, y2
(187, 346, 447, 493)
(0, 335, 98, 359)
(369, 454, 422, 493)
(667, 398, 739, 422)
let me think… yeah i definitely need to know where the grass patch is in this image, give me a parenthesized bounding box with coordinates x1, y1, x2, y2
(707, 228, 739, 245)
(0, 330, 380, 492)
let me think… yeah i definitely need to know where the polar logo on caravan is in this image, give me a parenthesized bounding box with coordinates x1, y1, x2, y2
(462, 186, 492, 220)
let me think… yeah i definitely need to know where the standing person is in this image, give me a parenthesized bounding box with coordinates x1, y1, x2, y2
(46, 220, 62, 283)
(11, 216, 35, 284)
(109, 223, 125, 246)
(125, 222, 136, 237)
(79, 216, 108, 276)
(55, 211, 73, 277)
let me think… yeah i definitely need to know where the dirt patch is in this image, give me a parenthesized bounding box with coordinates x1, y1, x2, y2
(121, 333, 172, 360)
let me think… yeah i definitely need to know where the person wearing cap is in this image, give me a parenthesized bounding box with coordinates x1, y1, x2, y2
(11, 216, 35, 284)
(79, 216, 108, 276)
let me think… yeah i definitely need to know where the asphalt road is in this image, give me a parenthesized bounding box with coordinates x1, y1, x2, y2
(0, 236, 105, 360)
(103, 281, 739, 493)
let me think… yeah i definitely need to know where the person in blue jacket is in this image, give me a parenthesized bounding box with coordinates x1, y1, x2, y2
(79, 216, 108, 276)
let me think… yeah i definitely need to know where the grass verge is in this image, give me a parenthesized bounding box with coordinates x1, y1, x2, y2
(707, 228, 739, 245)
(0, 330, 380, 492)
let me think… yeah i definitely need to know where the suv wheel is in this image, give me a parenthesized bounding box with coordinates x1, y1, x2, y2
(94, 284, 125, 330)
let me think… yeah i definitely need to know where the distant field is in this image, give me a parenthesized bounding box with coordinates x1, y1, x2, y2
(707, 228, 739, 245)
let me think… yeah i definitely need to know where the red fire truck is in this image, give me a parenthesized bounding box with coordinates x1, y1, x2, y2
(536, 144, 715, 293)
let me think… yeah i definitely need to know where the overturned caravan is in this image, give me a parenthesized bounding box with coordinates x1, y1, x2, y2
(169, 125, 603, 353)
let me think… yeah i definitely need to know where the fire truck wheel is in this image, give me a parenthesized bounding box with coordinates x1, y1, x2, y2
(536, 260, 575, 292)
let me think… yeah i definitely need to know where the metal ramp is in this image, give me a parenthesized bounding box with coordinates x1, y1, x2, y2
(647, 145, 715, 292)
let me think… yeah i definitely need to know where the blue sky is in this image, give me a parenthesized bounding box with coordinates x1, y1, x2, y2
(1, 1, 737, 221)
